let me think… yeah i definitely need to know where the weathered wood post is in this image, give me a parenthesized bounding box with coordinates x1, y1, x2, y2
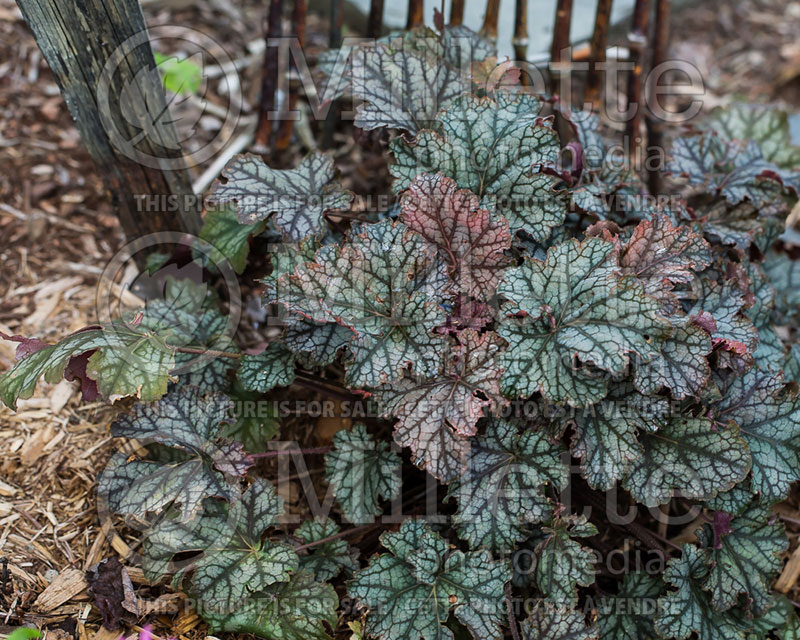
(15, 0, 201, 243)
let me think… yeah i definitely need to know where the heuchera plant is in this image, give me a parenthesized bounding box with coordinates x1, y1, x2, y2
(3, 24, 800, 640)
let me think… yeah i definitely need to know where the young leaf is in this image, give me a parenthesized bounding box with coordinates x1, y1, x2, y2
(690, 279, 760, 355)
(596, 571, 664, 640)
(373, 329, 506, 482)
(632, 325, 713, 400)
(199, 204, 267, 274)
(618, 215, 712, 303)
(531, 515, 597, 607)
(237, 343, 296, 393)
(446, 419, 568, 553)
(296, 519, 358, 580)
(520, 602, 598, 640)
(390, 92, 566, 241)
(570, 382, 670, 490)
(349, 520, 507, 640)
(712, 369, 800, 502)
(203, 570, 338, 640)
(655, 545, 748, 640)
(273, 220, 448, 387)
(623, 416, 751, 507)
(210, 152, 352, 242)
(697, 497, 787, 615)
(399, 172, 511, 299)
(144, 478, 297, 613)
(498, 238, 670, 406)
(325, 424, 401, 523)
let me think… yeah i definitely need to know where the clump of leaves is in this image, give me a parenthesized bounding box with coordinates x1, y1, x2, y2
(4, 22, 800, 640)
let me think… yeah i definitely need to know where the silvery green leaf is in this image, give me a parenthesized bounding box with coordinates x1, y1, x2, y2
(274, 220, 448, 387)
(373, 329, 506, 482)
(284, 316, 352, 367)
(520, 602, 597, 640)
(632, 325, 712, 399)
(702, 103, 800, 169)
(712, 368, 800, 502)
(596, 571, 664, 640)
(296, 519, 358, 580)
(447, 419, 568, 553)
(571, 382, 670, 490)
(697, 497, 787, 615)
(350, 38, 466, 133)
(498, 238, 670, 406)
(667, 134, 784, 207)
(99, 451, 237, 521)
(623, 416, 751, 507)
(99, 388, 251, 520)
(143, 479, 296, 613)
(203, 570, 338, 640)
(324, 424, 401, 523)
(391, 92, 566, 241)
(764, 250, 800, 323)
(237, 343, 296, 393)
(655, 545, 748, 640)
(349, 519, 507, 640)
(531, 515, 597, 607)
(210, 152, 352, 242)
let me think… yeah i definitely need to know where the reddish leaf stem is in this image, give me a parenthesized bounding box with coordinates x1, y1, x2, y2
(294, 521, 382, 551)
(251, 446, 332, 459)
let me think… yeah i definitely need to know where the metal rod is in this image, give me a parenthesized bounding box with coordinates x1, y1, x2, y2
(584, 0, 613, 107)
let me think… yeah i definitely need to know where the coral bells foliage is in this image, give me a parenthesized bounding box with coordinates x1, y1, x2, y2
(5, 25, 800, 640)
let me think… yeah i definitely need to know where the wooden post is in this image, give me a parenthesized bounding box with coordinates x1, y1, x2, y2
(15, 0, 200, 242)
(585, 0, 613, 107)
(256, 0, 284, 149)
(512, 0, 529, 66)
(481, 0, 501, 40)
(647, 0, 671, 194)
(275, 0, 307, 150)
(450, 0, 465, 25)
(549, 0, 573, 96)
(407, 0, 424, 28)
(367, 0, 385, 37)
(626, 0, 650, 163)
